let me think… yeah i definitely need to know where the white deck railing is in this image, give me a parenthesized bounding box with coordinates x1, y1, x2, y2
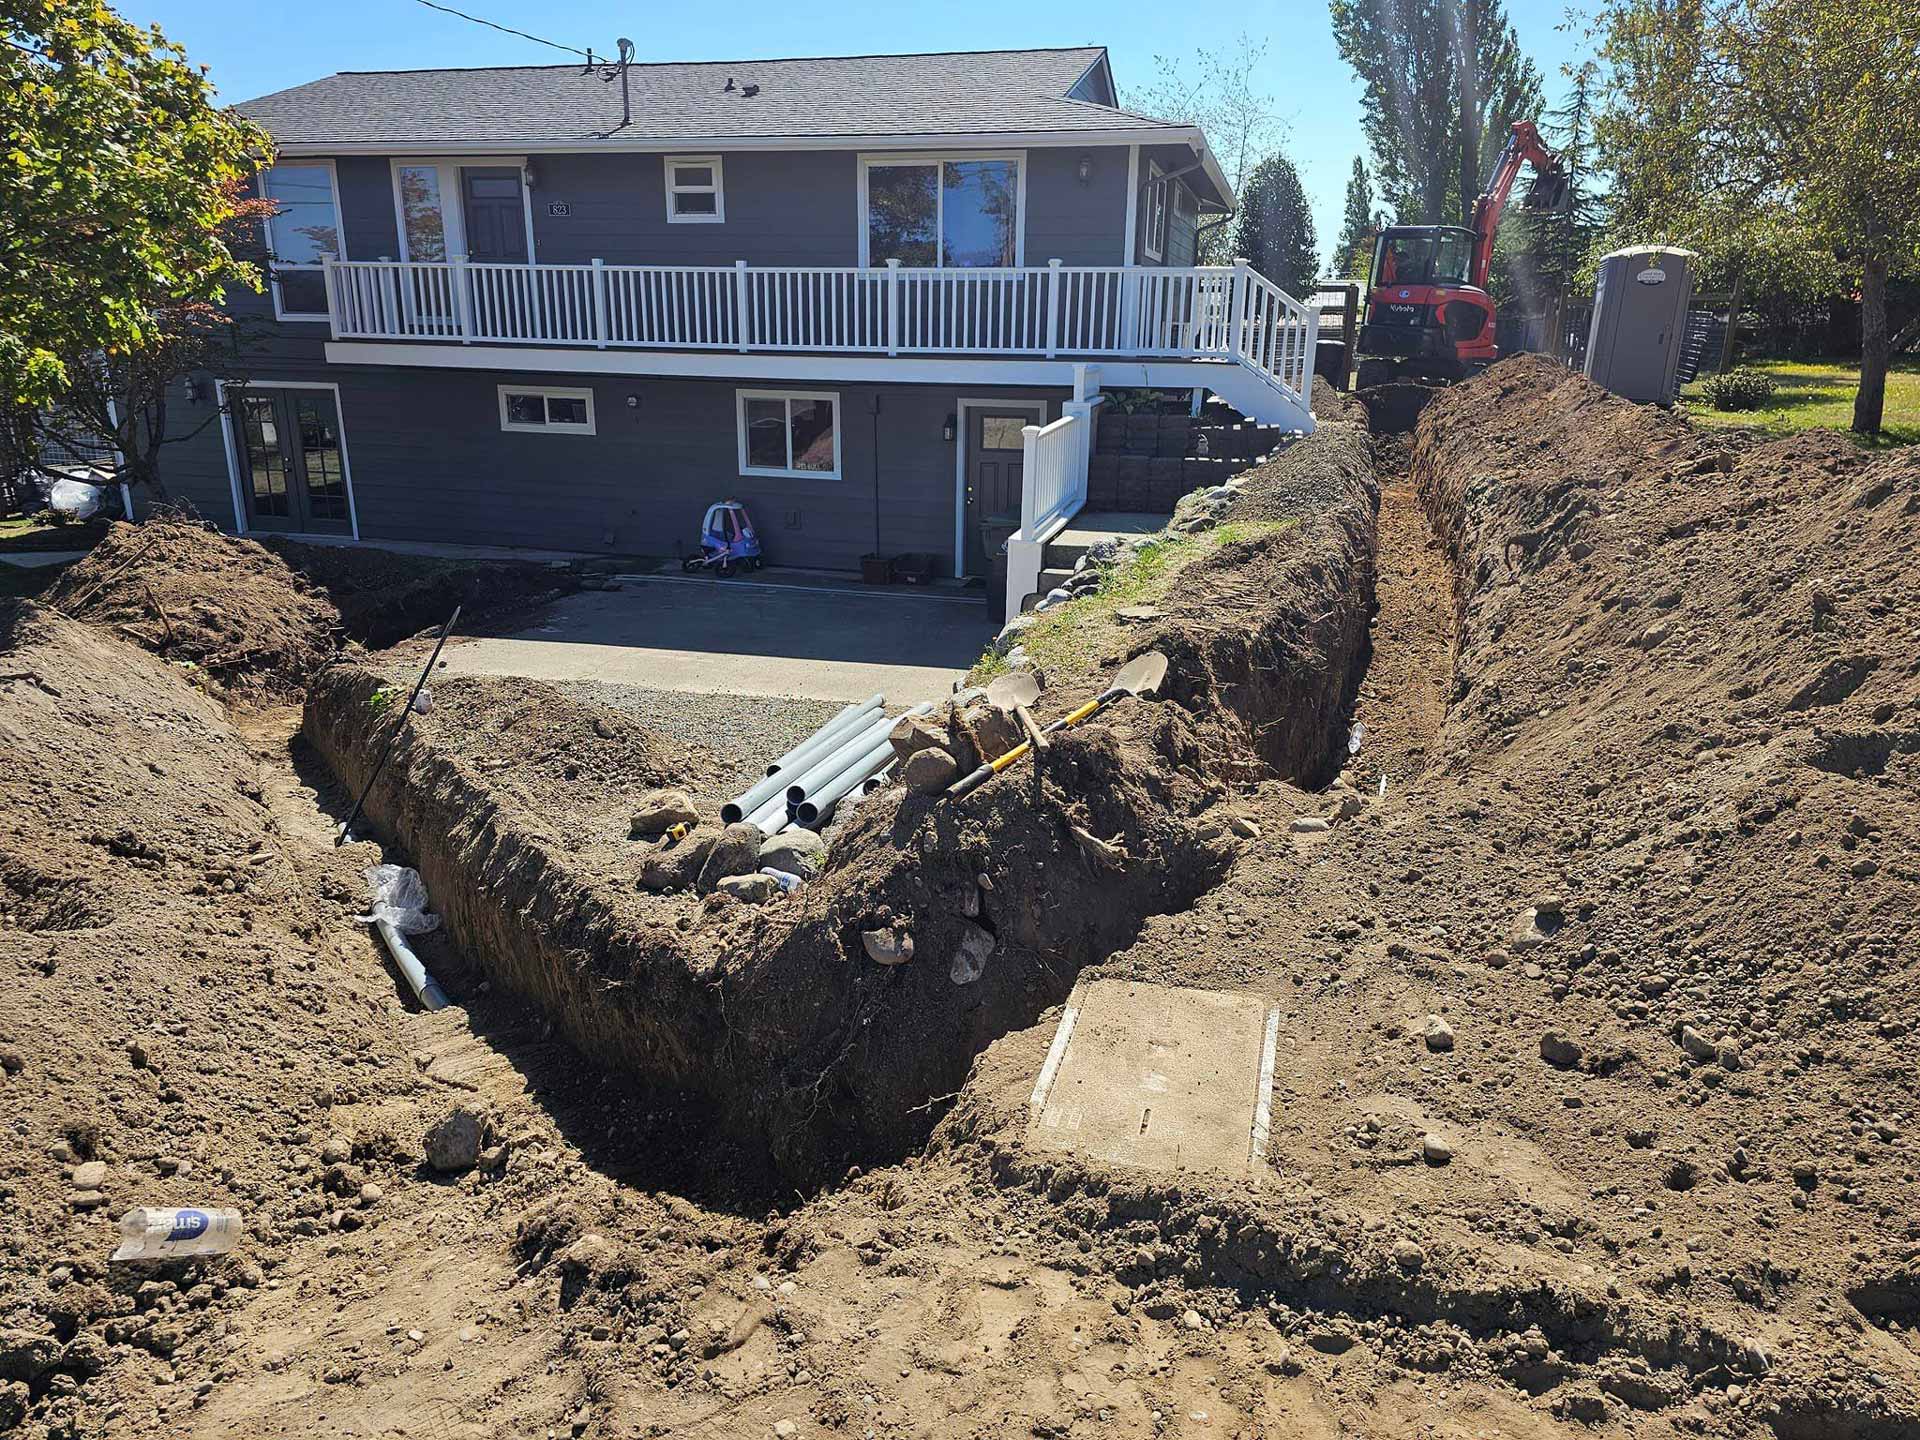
(322, 257, 1318, 405)
(1020, 414, 1086, 541)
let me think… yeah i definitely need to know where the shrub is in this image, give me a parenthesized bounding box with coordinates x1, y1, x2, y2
(1702, 367, 1778, 411)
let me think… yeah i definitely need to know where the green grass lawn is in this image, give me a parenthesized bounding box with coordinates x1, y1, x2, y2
(1680, 357, 1920, 447)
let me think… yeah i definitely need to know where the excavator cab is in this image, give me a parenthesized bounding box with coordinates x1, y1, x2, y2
(1358, 225, 1493, 384)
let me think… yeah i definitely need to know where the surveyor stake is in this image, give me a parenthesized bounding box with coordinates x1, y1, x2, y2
(945, 652, 1169, 802)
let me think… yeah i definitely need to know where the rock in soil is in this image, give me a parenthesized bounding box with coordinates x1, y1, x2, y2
(696, 822, 764, 894)
(716, 873, 780, 905)
(900, 747, 959, 794)
(630, 788, 699, 836)
(759, 828, 827, 879)
(425, 1103, 487, 1173)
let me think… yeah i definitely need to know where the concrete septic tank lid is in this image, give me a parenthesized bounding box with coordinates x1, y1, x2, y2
(1027, 979, 1280, 1176)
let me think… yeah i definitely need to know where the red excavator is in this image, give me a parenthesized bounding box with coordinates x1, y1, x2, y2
(1354, 120, 1570, 388)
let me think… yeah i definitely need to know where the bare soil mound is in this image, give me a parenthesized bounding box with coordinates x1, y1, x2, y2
(44, 516, 573, 698)
(45, 518, 338, 696)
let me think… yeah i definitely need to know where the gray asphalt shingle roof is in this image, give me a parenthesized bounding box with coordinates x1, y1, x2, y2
(235, 46, 1184, 149)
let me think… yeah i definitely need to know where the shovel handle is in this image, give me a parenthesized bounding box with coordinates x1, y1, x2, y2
(944, 696, 1103, 801)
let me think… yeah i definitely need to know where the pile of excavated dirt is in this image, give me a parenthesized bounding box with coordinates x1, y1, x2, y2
(300, 407, 1380, 1188)
(924, 356, 1920, 1436)
(43, 516, 572, 697)
(45, 518, 339, 696)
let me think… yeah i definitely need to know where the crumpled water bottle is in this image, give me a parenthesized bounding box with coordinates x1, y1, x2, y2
(110, 1207, 242, 1262)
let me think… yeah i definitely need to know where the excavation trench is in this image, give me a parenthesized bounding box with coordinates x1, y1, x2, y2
(302, 385, 1382, 1190)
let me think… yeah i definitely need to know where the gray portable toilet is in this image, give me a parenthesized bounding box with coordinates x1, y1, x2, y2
(1583, 246, 1697, 404)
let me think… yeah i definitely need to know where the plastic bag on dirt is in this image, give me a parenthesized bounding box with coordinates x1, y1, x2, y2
(358, 864, 441, 935)
(48, 477, 104, 519)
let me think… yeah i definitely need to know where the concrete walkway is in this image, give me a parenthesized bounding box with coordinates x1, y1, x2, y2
(440, 573, 992, 703)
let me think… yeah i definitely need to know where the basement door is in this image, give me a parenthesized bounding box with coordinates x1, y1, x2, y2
(963, 403, 1043, 576)
(233, 387, 353, 536)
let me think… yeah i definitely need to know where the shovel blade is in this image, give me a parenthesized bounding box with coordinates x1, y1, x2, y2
(985, 671, 1043, 712)
(1110, 650, 1169, 698)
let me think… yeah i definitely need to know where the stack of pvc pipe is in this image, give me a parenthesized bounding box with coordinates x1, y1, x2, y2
(721, 697, 930, 837)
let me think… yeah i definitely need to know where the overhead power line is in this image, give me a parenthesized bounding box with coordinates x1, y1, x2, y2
(413, 0, 590, 59)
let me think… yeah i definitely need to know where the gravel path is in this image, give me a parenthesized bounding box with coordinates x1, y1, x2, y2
(548, 679, 845, 802)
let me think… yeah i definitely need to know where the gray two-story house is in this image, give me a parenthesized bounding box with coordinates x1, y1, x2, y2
(158, 45, 1319, 582)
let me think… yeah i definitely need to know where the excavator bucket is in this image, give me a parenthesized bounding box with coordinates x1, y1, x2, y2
(1525, 169, 1572, 213)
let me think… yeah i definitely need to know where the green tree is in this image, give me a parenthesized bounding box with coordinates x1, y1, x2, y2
(1129, 32, 1285, 199)
(1, 0, 269, 409)
(1590, 0, 1920, 433)
(1229, 154, 1319, 295)
(1333, 156, 1382, 280)
(1329, 0, 1544, 225)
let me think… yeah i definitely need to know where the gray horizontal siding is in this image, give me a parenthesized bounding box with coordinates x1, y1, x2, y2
(1024, 146, 1129, 266)
(174, 366, 1064, 573)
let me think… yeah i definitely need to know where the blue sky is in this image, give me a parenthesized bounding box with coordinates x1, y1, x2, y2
(131, 0, 1592, 261)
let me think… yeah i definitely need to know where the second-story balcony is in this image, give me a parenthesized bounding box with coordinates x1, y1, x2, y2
(318, 257, 1321, 416)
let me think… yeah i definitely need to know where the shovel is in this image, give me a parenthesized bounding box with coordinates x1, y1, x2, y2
(946, 651, 1169, 802)
(986, 671, 1049, 753)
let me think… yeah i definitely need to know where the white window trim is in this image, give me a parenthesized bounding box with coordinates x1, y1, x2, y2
(497, 384, 596, 435)
(213, 379, 361, 540)
(665, 155, 725, 224)
(261, 159, 345, 322)
(736, 389, 842, 480)
(1142, 160, 1168, 262)
(856, 152, 1027, 268)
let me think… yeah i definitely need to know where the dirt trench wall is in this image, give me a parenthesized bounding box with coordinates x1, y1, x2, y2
(303, 422, 1380, 1187)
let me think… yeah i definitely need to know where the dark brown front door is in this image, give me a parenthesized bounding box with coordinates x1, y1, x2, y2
(234, 388, 352, 536)
(461, 168, 528, 263)
(964, 407, 1039, 575)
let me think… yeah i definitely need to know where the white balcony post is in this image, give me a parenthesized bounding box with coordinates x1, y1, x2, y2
(591, 258, 608, 348)
(1304, 301, 1322, 406)
(377, 257, 399, 337)
(734, 260, 750, 352)
(1229, 256, 1250, 360)
(1045, 258, 1062, 358)
(320, 254, 340, 339)
(885, 259, 902, 356)
(450, 253, 472, 343)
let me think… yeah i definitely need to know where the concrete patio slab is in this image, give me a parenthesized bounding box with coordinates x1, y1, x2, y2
(1027, 979, 1280, 1177)
(438, 573, 992, 703)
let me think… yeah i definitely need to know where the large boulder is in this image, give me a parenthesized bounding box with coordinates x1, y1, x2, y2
(638, 831, 716, 893)
(760, 828, 828, 879)
(888, 714, 950, 762)
(630, 788, 699, 837)
(696, 822, 764, 894)
(901, 747, 959, 795)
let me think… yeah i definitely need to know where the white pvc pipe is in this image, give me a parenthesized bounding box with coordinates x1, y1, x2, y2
(796, 733, 897, 825)
(374, 918, 449, 1011)
(745, 790, 791, 836)
(785, 703, 929, 806)
(722, 695, 883, 822)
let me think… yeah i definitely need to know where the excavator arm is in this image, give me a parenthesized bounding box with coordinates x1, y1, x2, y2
(1468, 120, 1568, 289)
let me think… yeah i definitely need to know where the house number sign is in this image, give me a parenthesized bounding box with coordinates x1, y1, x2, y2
(546, 202, 572, 217)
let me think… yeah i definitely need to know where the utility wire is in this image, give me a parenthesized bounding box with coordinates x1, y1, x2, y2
(413, 0, 589, 59)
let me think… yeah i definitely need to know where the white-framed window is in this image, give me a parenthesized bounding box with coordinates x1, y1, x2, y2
(736, 390, 840, 479)
(858, 153, 1024, 267)
(498, 385, 595, 435)
(1142, 160, 1168, 262)
(665, 156, 725, 223)
(260, 161, 344, 321)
